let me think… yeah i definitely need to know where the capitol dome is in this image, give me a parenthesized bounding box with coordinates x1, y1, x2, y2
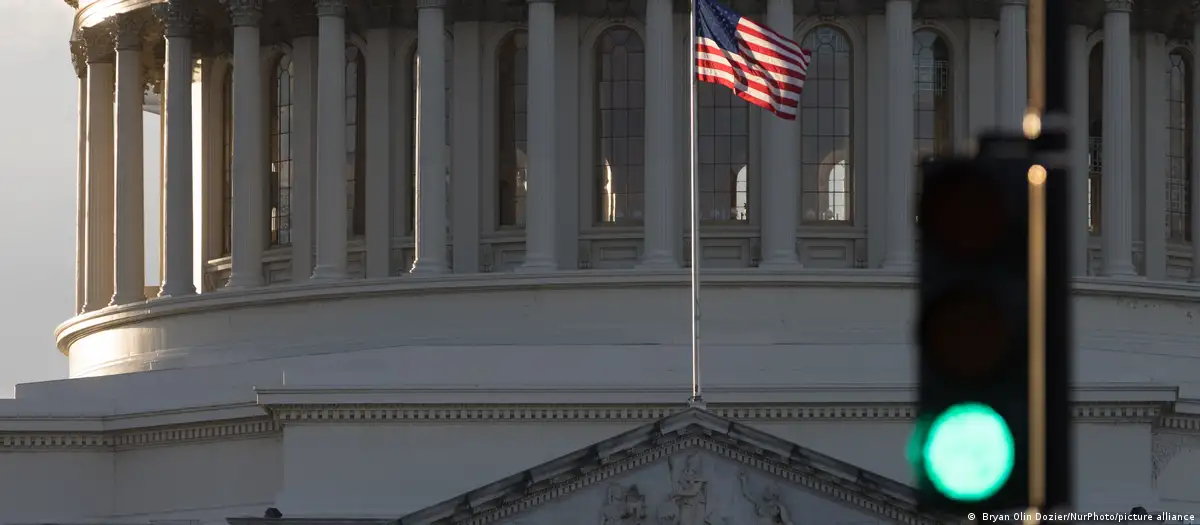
(2, 0, 1200, 523)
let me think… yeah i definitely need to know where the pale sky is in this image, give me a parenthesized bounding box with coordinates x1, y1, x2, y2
(0, 1, 163, 397)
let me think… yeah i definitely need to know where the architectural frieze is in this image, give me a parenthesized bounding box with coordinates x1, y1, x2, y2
(1152, 431, 1200, 485)
(0, 401, 1191, 451)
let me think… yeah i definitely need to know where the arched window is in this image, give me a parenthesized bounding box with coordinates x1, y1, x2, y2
(346, 44, 366, 237)
(698, 71, 750, 222)
(222, 66, 233, 256)
(269, 54, 294, 246)
(497, 31, 529, 228)
(1167, 49, 1192, 244)
(799, 25, 852, 224)
(594, 27, 646, 225)
(408, 38, 454, 234)
(1088, 43, 1103, 234)
(913, 29, 951, 213)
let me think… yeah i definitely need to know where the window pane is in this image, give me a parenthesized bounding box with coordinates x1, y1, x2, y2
(1167, 50, 1192, 243)
(698, 75, 749, 221)
(799, 26, 853, 223)
(912, 29, 951, 220)
(594, 27, 647, 224)
(270, 56, 294, 246)
(498, 31, 529, 228)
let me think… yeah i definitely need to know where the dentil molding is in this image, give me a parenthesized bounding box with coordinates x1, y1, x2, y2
(0, 401, 1189, 451)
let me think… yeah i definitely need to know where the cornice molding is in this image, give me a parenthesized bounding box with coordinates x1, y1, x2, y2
(266, 401, 1168, 424)
(54, 271, 1200, 354)
(0, 401, 1195, 451)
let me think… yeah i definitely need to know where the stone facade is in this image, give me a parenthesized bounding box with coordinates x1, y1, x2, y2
(5, 0, 1200, 523)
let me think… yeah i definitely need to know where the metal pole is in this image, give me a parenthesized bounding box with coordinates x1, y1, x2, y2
(688, 0, 704, 408)
(1025, 0, 1071, 519)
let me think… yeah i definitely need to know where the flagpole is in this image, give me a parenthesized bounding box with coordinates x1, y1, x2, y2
(687, 0, 705, 409)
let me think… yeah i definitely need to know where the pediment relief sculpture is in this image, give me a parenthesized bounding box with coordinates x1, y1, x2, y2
(402, 409, 953, 525)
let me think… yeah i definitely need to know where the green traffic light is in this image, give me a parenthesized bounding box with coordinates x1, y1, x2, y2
(921, 402, 1015, 501)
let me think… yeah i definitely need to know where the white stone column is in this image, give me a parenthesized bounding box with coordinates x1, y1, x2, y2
(1192, 7, 1200, 282)
(312, 0, 349, 280)
(638, 0, 679, 269)
(364, 18, 394, 278)
(156, 1, 197, 297)
(758, 0, 801, 269)
(226, 0, 266, 288)
(82, 32, 116, 312)
(882, 0, 914, 270)
(1068, 25, 1090, 276)
(410, 0, 449, 275)
(997, 0, 1028, 131)
(111, 17, 146, 305)
(452, 20, 483, 272)
(1101, 0, 1136, 276)
(290, 33, 318, 282)
(73, 53, 87, 313)
(1141, 33, 1167, 280)
(518, 0, 558, 272)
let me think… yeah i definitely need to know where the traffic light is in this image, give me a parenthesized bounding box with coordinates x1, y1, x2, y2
(909, 133, 1070, 514)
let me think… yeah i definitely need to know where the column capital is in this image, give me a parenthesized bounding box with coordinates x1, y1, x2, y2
(527, 0, 555, 3)
(223, 0, 263, 27)
(82, 28, 115, 63)
(111, 14, 145, 51)
(315, 0, 346, 17)
(153, 0, 195, 38)
(416, 0, 446, 8)
(70, 39, 87, 78)
(1105, 0, 1133, 13)
(999, 0, 1027, 6)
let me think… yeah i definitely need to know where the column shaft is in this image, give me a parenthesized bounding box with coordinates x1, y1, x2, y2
(997, 0, 1028, 131)
(74, 68, 87, 313)
(1142, 33, 1167, 280)
(758, 0, 801, 269)
(312, 0, 349, 280)
(290, 35, 318, 281)
(1068, 25, 1090, 276)
(1101, 1, 1136, 276)
(451, 21, 483, 273)
(882, 0, 914, 270)
(518, 0, 558, 272)
(159, 2, 197, 297)
(227, 0, 266, 287)
(1192, 13, 1200, 282)
(364, 26, 394, 278)
(112, 21, 145, 305)
(638, 0, 679, 269)
(410, 1, 449, 275)
(83, 42, 116, 312)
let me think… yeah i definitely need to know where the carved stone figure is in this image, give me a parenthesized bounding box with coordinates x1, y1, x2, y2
(738, 469, 794, 525)
(656, 500, 680, 525)
(601, 483, 647, 525)
(668, 453, 709, 525)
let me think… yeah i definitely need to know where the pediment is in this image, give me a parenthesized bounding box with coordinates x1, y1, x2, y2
(399, 409, 955, 525)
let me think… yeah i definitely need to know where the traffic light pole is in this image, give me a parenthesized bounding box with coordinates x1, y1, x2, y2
(1027, 0, 1071, 519)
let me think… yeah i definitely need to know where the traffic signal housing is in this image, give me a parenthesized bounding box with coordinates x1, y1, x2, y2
(910, 133, 1070, 514)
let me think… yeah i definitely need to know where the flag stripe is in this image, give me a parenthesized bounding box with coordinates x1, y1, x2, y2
(694, 0, 810, 121)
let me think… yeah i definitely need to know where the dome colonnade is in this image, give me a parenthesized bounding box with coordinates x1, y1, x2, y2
(67, 0, 1200, 310)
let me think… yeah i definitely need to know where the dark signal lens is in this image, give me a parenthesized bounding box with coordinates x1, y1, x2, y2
(919, 288, 1010, 380)
(921, 171, 1007, 261)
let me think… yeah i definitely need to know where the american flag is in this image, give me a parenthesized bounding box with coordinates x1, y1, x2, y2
(694, 0, 811, 120)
